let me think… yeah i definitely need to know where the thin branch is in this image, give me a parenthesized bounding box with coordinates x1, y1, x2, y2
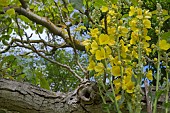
(32, 45, 83, 82)
(19, 0, 28, 9)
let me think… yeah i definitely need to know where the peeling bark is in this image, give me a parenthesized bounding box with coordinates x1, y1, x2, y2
(0, 79, 102, 113)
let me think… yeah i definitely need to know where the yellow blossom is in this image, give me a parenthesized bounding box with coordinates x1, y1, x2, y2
(129, 18, 138, 31)
(145, 48, 151, 55)
(112, 66, 121, 76)
(108, 27, 116, 35)
(126, 82, 135, 93)
(145, 36, 151, 40)
(82, 40, 90, 46)
(105, 45, 112, 57)
(132, 50, 138, 59)
(101, 6, 108, 12)
(108, 10, 115, 15)
(90, 40, 98, 54)
(87, 60, 95, 70)
(129, 6, 136, 16)
(94, 63, 104, 76)
(95, 48, 106, 60)
(99, 34, 110, 45)
(136, 8, 143, 19)
(144, 10, 152, 19)
(90, 28, 99, 38)
(122, 76, 135, 93)
(113, 78, 121, 88)
(146, 70, 153, 80)
(116, 95, 121, 101)
(118, 26, 129, 37)
(112, 4, 118, 9)
(159, 40, 170, 50)
(125, 67, 132, 76)
(130, 32, 139, 45)
(143, 19, 151, 28)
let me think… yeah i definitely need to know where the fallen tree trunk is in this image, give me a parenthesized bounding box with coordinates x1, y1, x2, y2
(0, 79, 101, 113)
(0, 79, 169, 113)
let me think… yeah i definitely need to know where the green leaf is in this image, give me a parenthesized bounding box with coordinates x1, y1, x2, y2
(131, 0, 138, 6)
(40, 77, 50, 90)
(6, 8, 15, 17)
(163, 102, 170, 108)
(155, 90, 165, 101)
(0, 0, 10, 6)
(110, 0, 118, 4)
(68, 4, 74, 12)
(94, 0, 106, 8)
(18, 15, 31, 23)
(161, 31, 170, 43)
(70, 0, 83, 11)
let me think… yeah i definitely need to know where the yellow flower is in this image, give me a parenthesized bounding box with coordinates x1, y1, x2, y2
(108, 27, 116, 35)
(122, 75, 135, 93)
(90, 28, 99, 38)
(99, 34, 110, 45)
(112, 66, 121, 76)
(129, 18, 138, 31)
(113, 78, 121, 88)
(116, 95, 121, 101)
(112, 4, 118, 9)
(146, 70, 153, 80)
(108, 10, 115, 15)
(94, 63, 104, 76)
(145, 36, 151, 40)
(95, 48, 106, 60)
(132, 50, 138, 59)
(129, 6, 136, 16)
(126, 82, 135, 93)
(130, 32, 139, 45)
(87, 60, 95, 70)
(125, 67, 132, 76)
(105, 45, 112, 57)
(143, 19, 151, 28)
(145, 48, 151, 56)
(159, 40, 170, 50)
(82, 40, 90, 46)
(90, 40, 98, 54)
(101, 6, 108, 12)
(136, 8, 143, 19)
(118, 26, 129, 37)
(144, 10, 152, 19)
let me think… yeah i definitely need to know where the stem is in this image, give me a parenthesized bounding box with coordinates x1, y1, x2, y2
(153, 28, 161, 113)
(109, 77, 122, 113)
(165, 54, 169, 113)
(99, 86, 110, 113)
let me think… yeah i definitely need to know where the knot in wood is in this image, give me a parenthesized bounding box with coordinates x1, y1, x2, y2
(77, 81, 99, 104)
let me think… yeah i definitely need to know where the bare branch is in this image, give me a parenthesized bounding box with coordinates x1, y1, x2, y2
(31, 45, 83, 82)
(19, 0, 28, 9)
(13, 7, 85, 51)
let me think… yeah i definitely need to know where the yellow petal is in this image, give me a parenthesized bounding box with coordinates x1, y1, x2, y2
(112, 66, 121, 76)
(95, 48, 106, 60)
(159, 40, 170, 50)
(101, 6, 108, 12)
(146, 70, 153, 80)
(145, 36, 151, 40)
(99, 34, 110, 45)
(94, 63, 104, 72)
(87, 60, 96, 71)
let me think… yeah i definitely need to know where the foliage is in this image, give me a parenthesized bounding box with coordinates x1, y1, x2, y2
(0, 0, 169, 113)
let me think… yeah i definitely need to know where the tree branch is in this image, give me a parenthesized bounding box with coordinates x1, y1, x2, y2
(13, 7, 85, 51)
(19, 0, 28, 9)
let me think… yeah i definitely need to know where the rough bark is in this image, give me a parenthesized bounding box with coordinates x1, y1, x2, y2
(0, 79, 102, 113)
(0, 79, 169, 113)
